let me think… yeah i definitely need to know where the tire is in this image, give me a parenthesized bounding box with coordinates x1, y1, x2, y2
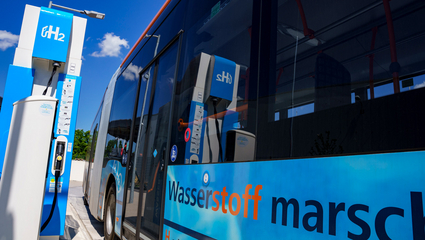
(104, 184, 117, 240)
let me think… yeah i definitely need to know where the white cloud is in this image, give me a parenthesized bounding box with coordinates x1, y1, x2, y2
(90, 33, 129, 57)
(122, 63, 142, 81)
(0, 30, 19, 51)
(414, 80, 425, 89)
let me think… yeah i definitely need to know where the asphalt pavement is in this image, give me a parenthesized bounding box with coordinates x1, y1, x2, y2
(61, 181, 104, 240)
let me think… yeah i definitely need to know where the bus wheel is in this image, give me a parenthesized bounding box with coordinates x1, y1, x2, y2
(104, 183, 117, 240)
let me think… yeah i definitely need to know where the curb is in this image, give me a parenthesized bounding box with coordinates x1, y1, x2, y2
(68, 200, 93, 240)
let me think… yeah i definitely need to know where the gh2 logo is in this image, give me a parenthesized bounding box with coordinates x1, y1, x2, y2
(41, 25, 65, 42)
(216, 71, 232, 84)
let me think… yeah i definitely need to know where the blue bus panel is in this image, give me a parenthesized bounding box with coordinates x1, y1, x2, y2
(164, 151, 425, 239)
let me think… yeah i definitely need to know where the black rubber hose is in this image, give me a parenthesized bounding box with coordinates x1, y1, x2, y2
(42, 62, 61, 96)
(40, 170, 59, 232)
(212, 98, 224, 162)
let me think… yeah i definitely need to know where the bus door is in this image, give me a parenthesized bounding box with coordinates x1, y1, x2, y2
(122, 60, 154, 237)
(83, 124, 97, 202)
(123, 41, 179, 239)
(84, 100, 102, 204)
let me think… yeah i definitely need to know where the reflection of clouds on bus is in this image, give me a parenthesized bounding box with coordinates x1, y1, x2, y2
(122, 63, 143, 81)
(414, 80, 425, 89)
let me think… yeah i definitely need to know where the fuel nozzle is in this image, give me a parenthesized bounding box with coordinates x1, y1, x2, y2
(55, 142, 65, 176)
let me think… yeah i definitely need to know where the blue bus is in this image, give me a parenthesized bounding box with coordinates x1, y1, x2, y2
(83, 0, 425, 239)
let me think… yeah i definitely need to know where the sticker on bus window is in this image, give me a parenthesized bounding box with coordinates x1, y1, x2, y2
(211, 1, 221, 19)
(171, 145, 178, 162)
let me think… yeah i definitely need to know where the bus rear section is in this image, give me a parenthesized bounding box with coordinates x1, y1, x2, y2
(84, 0, 425, 239)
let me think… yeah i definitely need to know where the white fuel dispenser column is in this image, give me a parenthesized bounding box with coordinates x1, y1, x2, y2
(0, 96, 57, 240)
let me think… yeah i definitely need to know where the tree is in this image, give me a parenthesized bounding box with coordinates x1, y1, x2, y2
(73, 129, 91, 159)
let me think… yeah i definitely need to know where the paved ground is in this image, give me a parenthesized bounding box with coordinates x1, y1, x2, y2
(60, 181, 104, 240)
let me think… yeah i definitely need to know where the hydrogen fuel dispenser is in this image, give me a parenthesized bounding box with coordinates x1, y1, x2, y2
(181, 53, 255, 164)
(0, 5, 86, 240)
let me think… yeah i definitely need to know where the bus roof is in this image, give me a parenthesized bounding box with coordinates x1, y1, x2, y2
(120, 0, 172, 68)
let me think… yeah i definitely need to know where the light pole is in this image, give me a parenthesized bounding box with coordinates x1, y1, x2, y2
(48, 1, 105, 19)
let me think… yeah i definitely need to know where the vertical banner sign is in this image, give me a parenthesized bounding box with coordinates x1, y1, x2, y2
(33, 7, 72, 62)
(57, 77, 76, 135)
(184, 102, 206, 164)
(163, 151, 425, 240)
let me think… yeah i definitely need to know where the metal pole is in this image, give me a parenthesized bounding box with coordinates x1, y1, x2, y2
(295, 0, 314, 38)
(276, 1, 425, 70)
(278, 0, 383, 55)
(50, 3, 84, 14)
(368, 27, 378, 99)
(383, 0, 400, 93)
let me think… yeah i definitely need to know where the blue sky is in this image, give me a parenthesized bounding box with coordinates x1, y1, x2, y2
(0, 0, 165, 131)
